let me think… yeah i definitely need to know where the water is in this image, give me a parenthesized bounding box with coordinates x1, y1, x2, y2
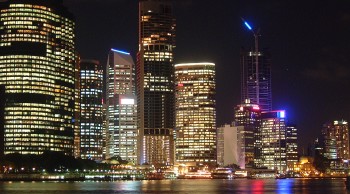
(0, 178, 348, 194)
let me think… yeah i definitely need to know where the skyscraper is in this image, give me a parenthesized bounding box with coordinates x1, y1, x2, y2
(175, 63, 216, 165)
(106, 49, 137, 163)
(240, 48, 272, 112)
(322, 120, 349, 160)
(137, 0, 176, 165)
(259, 110, 287, 172)
(0, 0, 76, 155)
(233, 99, 261, 169)
(80, 60, 103, 160)
(286, 125, 298, 166)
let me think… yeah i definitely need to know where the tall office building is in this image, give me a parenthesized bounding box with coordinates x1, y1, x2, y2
(80, 60, 103, 160)
(106, 49, 137, 163)
(259, 110, 287, 172)
(322, 120, 349, 160)
(137, 0, 176, 165)
(240, 48, 272, 111)
(233, 99, 261, 169)
(286, 125, 298, 165)
(175, 63, 216, 164)
(0, 0, 76, 155)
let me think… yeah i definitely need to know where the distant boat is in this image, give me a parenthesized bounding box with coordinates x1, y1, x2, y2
(211, 168, 233, 179)
(275, 173, 287, 179)
(248, 169, 276, 179)
(178, 170, 212, 179)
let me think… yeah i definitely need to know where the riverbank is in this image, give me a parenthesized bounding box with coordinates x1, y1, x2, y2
(0, 173, 347, 182)
(0, 173, 85, 181)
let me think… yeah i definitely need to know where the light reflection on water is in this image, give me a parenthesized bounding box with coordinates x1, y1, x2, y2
(276, 179, 293, 194)
(0, 178, 348, 194)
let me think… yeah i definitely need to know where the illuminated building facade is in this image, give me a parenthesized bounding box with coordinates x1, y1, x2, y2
(233, 99, 261, 169)
(74, 58, 81, 158)
(80, 60, 103, 160)
(240, 48, 272, 112)
(322, 120, 349, 160)
(0, 0, 76, 155)
(286, 125, 298, 165)
(0, 85, 4, 156)
(259, 110, 287, 172)
(106, 49, 137, 163)
(137, 0, 176, 165)
(175, 63, 216, 164)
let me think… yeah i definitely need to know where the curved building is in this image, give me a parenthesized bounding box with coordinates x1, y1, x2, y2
(175, 63, 216, 164)
(0, 0, 76, 155)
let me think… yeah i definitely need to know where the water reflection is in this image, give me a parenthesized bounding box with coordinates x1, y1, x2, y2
(0, 178, 347, 194)
(276, 179, 294, 194)
(251, 179, 264, 194)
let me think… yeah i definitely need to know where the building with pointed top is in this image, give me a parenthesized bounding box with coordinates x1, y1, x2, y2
(106, 49, 137, 164)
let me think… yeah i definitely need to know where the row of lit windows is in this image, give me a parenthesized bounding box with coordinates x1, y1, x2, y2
(3, 7, 55, 16)
(5, 124, 57, 129)
(7, 110, 53, 116)
(0, 79, 57, 88)
(1, 14, 59, 23)
(1, 32, 46, 39)
(4, 7, 74, 25)
(5, 133, 72, 140)
(0, 55, 74, 63)
(0, 64, 56, 72)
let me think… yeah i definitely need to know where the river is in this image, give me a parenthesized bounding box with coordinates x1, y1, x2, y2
(0, 178, 348, 193)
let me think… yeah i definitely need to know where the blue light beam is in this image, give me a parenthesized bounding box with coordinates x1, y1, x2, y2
(111, 48, 130, 55)
(244, 21, 252, 30)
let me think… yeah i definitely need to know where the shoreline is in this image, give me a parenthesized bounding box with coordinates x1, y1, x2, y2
(0, 173, 347, 182)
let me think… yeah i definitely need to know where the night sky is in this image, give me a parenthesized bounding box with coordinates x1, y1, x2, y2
(63, 0, 350, 152)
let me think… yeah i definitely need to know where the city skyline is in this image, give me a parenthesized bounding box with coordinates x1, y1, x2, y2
(0, 0, 350, 186)
(65, 0, 350, 152)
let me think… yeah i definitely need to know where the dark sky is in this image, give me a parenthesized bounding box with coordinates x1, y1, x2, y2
(63, 0, 350, 152)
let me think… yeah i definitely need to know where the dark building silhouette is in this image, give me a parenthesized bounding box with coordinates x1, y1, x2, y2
(137, 0, 176, 165)
(240, 48, 272, 111)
